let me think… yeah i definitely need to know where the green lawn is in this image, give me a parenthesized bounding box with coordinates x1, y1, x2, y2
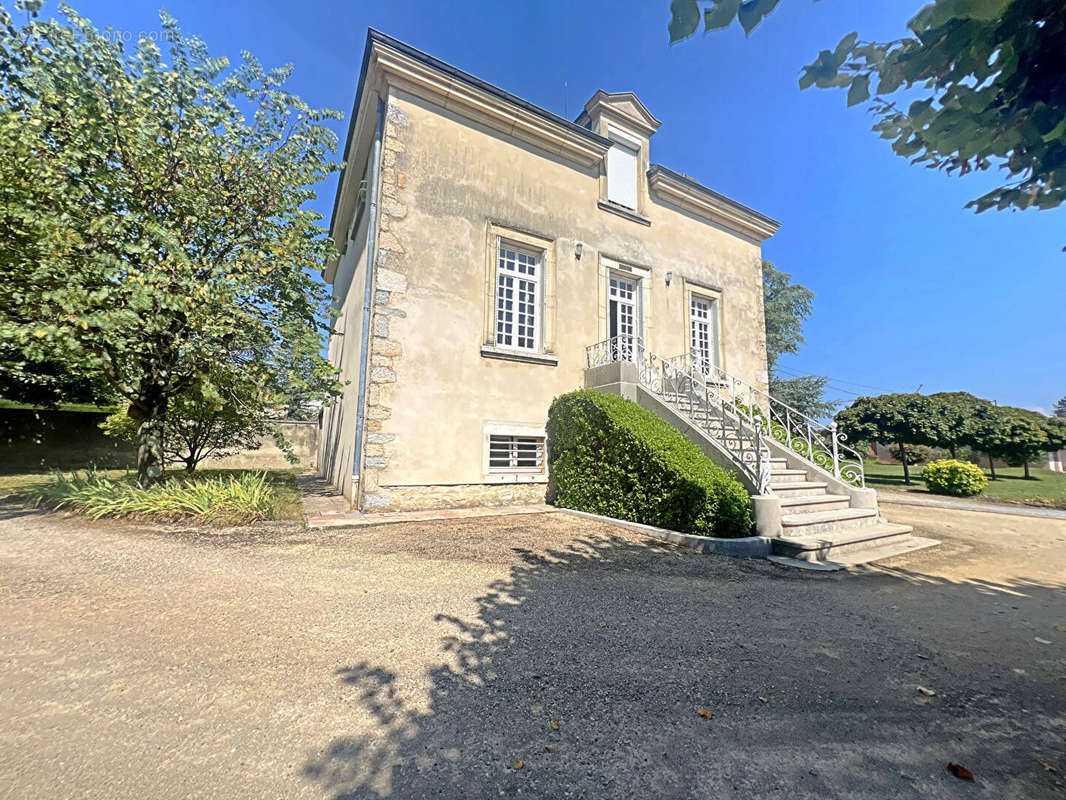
(0, 467, 304, 521)
(863, 460, 1066, 509)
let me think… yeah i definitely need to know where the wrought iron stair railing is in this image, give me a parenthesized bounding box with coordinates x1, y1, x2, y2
(586, 337, 773, 494)
(667, 351, 865, 487)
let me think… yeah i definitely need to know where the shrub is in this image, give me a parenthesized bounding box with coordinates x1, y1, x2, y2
(890, 443, 936, 465)
(30, 470, 282, 522)
(921, 459, 988, 497)
(547, 390, 753, 538)
(100, 381, 273, 473)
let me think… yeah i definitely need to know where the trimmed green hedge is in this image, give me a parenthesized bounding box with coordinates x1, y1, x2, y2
(547, 390, 754, 538)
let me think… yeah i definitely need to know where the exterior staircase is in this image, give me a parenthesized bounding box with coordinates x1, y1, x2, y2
(585, 337, 937, 568)
(764, 456, 923, 567)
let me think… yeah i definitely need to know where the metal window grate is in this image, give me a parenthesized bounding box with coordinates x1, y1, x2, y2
(488, 435, 545, 473)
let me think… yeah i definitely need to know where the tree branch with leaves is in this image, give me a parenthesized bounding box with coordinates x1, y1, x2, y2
(670, 0, 1066, 216)
(0, 3, 341, 485)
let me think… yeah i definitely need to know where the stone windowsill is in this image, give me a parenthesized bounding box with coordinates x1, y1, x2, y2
(480, 345, 559, 366)
(484, 473, 549, 485)
(597, 199, 651, 226)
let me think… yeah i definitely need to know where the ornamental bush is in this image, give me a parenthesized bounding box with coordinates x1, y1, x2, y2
(30, 470, 284, 522)
(921, 459, 988, 497)
(546, 390, 753, 538)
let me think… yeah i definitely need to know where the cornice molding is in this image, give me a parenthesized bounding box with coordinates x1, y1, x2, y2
(648, 168, 780, 242)
(371, 43, 610, 168)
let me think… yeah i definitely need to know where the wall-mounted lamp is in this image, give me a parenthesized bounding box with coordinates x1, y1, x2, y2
(665, 271, 673, 287)
(575, 242, 583, 260)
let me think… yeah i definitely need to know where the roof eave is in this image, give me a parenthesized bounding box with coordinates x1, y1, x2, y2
(324, 30, 615, 284)
(648, 164, 780, 242)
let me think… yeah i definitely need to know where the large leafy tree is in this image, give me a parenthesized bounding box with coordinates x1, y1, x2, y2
(835, 393, 939, 484)
(1054, 395, 1066, 418)
(670, 0, 1066, 214)
(761, 260, 835, 418)
(923, 390, 992, 458)
(974, 406, 1060, 479)
(0, 4, 341, 485)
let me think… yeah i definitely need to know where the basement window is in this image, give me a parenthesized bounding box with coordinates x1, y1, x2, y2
(488, 434, 545, 474)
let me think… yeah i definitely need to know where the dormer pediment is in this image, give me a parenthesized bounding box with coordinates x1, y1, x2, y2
(576, 90, 661, 138)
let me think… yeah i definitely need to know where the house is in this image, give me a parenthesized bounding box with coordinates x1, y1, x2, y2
(319, 31, 926, 562)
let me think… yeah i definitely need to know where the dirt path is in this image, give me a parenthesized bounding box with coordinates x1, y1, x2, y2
(0, 501, 1063, 799)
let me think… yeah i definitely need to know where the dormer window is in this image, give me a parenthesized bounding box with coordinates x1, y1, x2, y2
(606, 125, 640, 210)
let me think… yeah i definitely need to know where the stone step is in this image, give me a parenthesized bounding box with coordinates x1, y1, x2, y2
(769, 458, 789, 468)
(770, 481, 828, 498)
(769, 468, 808, 484)
(777, 494, 852, 515)
(780, 507, 879, 536)
(772, 522, 915, 562)
(769, 532, 939, 570)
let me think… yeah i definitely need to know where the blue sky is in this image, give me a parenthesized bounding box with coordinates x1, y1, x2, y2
(50, 0, 1064, 412)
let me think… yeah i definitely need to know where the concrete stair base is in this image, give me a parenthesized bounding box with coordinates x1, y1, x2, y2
(768, 535, 940, 571)
(772, 522, 916, 562)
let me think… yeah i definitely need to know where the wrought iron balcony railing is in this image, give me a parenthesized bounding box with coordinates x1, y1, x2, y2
(667, 351, 864, 487)
(586, 336, 773, 494)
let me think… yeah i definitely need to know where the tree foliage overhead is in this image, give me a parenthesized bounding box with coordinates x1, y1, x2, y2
(0, 4, 341, 484)
(669, 0, 1066, 214)
(761, 260, 835, 419)
(0, 343, 115, 407)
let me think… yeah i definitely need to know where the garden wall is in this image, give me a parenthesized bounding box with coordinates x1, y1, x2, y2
(0, 409, 317, 474)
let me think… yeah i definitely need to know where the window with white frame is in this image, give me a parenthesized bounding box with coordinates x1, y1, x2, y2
(608, 272, 640, 344)
(488, 434, 545, 473)
(494, 239, 542, 351)
(689, 293, 720, 374)
(606, 126, 640, 210)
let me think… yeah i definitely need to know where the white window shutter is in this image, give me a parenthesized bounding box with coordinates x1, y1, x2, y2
(607, 142, 639, 210)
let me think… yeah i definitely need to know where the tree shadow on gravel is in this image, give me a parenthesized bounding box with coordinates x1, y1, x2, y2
(303, 531, 1066, 799)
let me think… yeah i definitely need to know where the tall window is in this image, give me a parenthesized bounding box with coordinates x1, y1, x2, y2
(690, 294, 719, 374)
(608, 272, 641, 360)
(609, 275, 639, 339)
(606, 126, 639, 210)
(495, 240, 541, 351)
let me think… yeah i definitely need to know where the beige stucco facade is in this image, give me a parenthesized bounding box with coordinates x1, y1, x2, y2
(319, 32, 779, 511)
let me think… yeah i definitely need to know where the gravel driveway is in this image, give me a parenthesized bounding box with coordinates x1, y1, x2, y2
(1, 500, 1064, 799)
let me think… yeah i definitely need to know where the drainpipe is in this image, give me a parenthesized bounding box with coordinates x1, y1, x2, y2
(353, 97, 386, 506)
